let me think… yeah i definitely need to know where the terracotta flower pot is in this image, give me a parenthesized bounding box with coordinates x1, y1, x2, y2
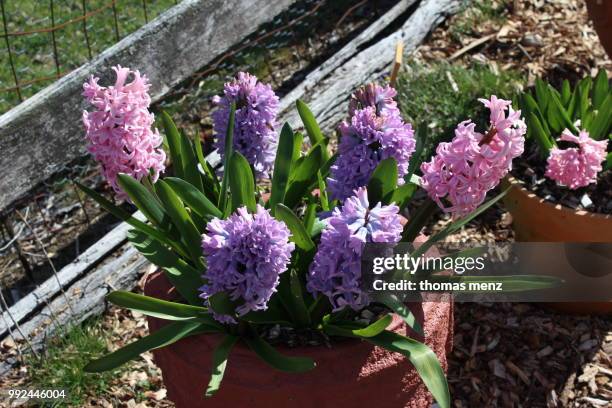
(586, 0, 612, 58)
(144, 271, 454, 408)
(501, 176, 612, 314)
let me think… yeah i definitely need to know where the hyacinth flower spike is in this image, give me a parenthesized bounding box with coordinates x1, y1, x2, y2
(82, 65, 166, 200)
(420, 95, 526, 218)
(327, 83, 416, 202)
(545, 128, 608, 189)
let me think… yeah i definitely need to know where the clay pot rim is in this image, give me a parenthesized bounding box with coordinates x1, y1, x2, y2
(505, 175, 612, 221)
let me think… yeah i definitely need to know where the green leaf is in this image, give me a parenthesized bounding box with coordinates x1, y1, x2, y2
(366, 331, 450, 408)
(316, 170, 329, 212)
(604, 152, 612, 171)
(374, 293, 423, 336)
(534, 78, 549, 112)
(367, 158, 398, 206)
(296, 99, 329, 161)
(284, 145, 324, 208)
(303, 197, 317, 234)
(76, 182, 189, 259)
(578, 76, 592, 121)
(402, 199, 438, 243)
(156, 180, 204, 268)
(527, 112, 555, 156)
(161, 111, 184, 179)
(117, 174, 165, 227)
(208, 292, 237, 319)
(194, 134, 220, 202)
(333, 314, 393, 338)
(127, 230, 202, 305)
(274, 204, 315, 251)
(84, 321, 206, 372)
(269, 124, 295, 214)
(545, 99, 563, 134)
(179, 133, 204, 192)
(218, 103, 236, 213)
(244, 336, 315, 373)
(205, 335, 239, 397)
(228, 152, 256, 213)
(405, 123, 429, 183)
(242, 297, 292, 325)
(593, 69, 609, 109)
(165, 177, 222, 219)
(561, 79, 572, 107)
(292, 132, 304, 163)
(411, 189, 509, 260)
(588, 93, 612, 140)
(106, 291, 213, 322)
(548, 88, 578, 134)
(389, 183, 417, 210)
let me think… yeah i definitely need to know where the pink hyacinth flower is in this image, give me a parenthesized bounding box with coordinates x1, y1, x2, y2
(420, 95, 526, 218)
(82, 65, 166, 200)
(545, 129, 608, 189)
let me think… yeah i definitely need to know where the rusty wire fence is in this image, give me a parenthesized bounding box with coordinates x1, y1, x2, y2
(0, 0, 178, 115)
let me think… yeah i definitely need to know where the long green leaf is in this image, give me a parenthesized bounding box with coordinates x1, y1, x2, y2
(589, 93, 611, 140)
(116, 174, 165, 227)
(218, 102, 236, 212)
(366, 331, 450, 408)
(165, 177, 222, 219)
(374, 293, 423, 336)
(330, 314, 393, 338)
(193, 133, 220, 202)
(106, 291, 213, 322)
(244, 336, 315, 373)
(593, 68, 609, 109)
(205, 335, 239, 397)
(179, 133, 204, 192)
(127, 229, 202, 305)
(274, 204, 315, 251)
(389, 183, 417, 210)
(284, 145, 323, 208)
(428, 274, 562, 292)
(296, 99, 329, 161)
(76, 182, 189, 259)
(228, 152, 256, 213)
(527, 112, 555, 156)
(269, 123, 295, 214)
(84, 321, 206, 372)
(161, 111, 184, 179)
(367, 158, 398, 206)
(156, 180, 204, 268)
(405, 123, 429, 183)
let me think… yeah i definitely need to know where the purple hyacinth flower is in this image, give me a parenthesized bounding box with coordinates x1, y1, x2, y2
(348, 83, 401, 118)
(212, 72, 279, 178)
(327, 106, 415, 201)
(307, 187, 403, 311)
(200, 205, 295, 323)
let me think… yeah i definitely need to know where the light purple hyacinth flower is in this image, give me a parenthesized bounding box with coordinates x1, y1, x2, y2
(307, 187, 403, 311)
(200, 205, 294, 323)
(82, 65, 166, 200)
(327, 106, 415, 201)
(348, 83, 401, 118)
(212, 72, 279, 178)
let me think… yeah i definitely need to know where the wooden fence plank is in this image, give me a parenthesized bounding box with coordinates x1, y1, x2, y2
(0, 0, 295, 211)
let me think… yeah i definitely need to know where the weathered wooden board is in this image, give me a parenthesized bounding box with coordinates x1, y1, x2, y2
(0, 0, 295, 211)
(280, 0, 461, 133)
(0, 245, 149, 375)
(0, 213, 145, 339)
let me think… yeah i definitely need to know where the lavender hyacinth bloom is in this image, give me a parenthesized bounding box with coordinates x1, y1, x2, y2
(307, 187, 402, 311)
(212, 72, 279, 177)
(327, 106, 415, 201)
(200, 205, 294, 323)
(348, 83, 401, 118)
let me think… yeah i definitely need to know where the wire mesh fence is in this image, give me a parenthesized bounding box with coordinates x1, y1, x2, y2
(0, 0, 178, 115)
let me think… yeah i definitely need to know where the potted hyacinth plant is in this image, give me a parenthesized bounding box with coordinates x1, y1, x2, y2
(502, 70, 611, 242)
(77, 67, 552, 408)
